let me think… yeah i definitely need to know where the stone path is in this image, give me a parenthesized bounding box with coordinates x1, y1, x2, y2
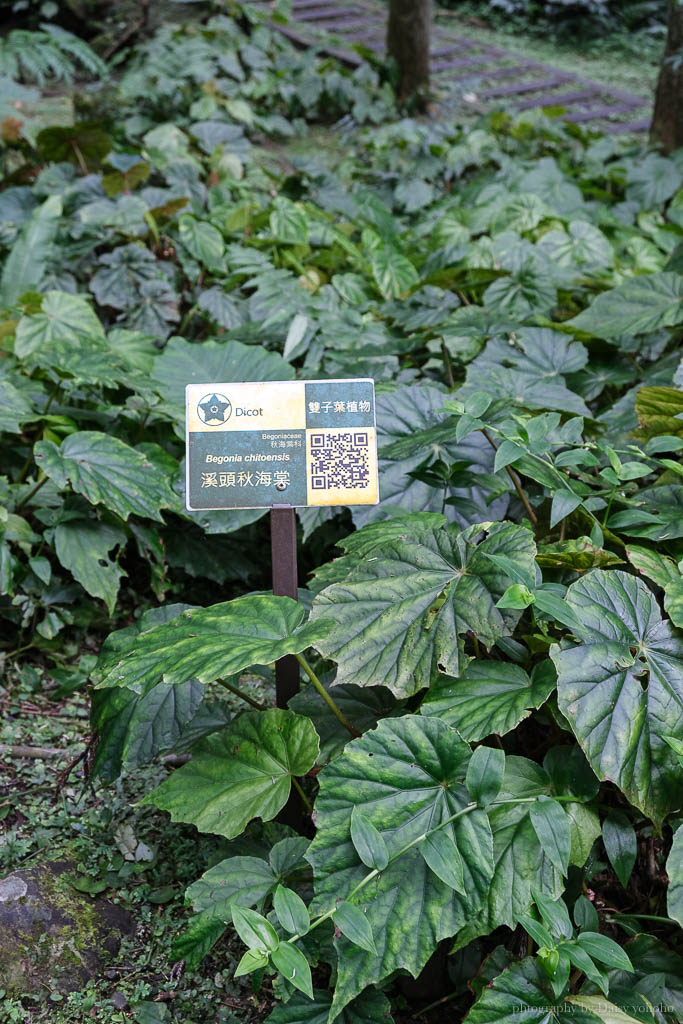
(246, 0, 651, 134)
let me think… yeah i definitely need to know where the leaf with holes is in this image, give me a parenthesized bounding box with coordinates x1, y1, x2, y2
(53, 515, 127, 614)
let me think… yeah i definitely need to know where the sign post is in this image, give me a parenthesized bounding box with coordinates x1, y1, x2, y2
(185, 377, 379, 707)
(270, 504, 299, 707)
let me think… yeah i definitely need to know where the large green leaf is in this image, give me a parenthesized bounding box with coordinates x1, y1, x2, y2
(289, 683, 398, 764)
(264, 989, 393, 1024)
(306, 716, 494, 1021)
(421, 661, 555, 741)
(269, 197, 309, 245)
(351, 385, 509, 531)
(634, 385, 683, 442)
(90, 603, 230, 781)
(568, 273, 683, 339)
(464, 956, 637, 1024)
(32, 340, 127, 387)
(666, 577, 683, 629)
(53, 516, 127, 614)
(126, 278, 179, 339)
(622, 933, 683, 1022)
(617, 486, 683, 542)
(626, 154, 682, 207)
(481, 262, 556, 319)
(14, 290, 105, 359)
(89, 243, 165, 311)
(170, 911, 227, 970)
(0, 194, 62, 305)
(0, 378, 38, 434)
(107, 328, 158, 374)
(173, 837, 309, 967)
(90, 680, 214, 783)
(150, 336, 293, 424)
(142, 708, 319, 838)
(668, 824, 683, 927)
(601, 811, 637, 889)
(94, 594, 332, 696)
(370, 242, 419, 300)
(537, 220, 612, 270)
(310, 521, 536, 697)
(451, 756, 563, 955)
(187, 857, 278, 921)
(178, 215, 225, 272)
(34, 432, 179, 522)
(197, 286, 244, 330)
(463, 328, 589, 416)
(37, 122, 111, 165)
(309, 513, 449, 593)
(626, 545, 679, 589)
(339, 513, 447, 558)
(551, 570, 683, 823)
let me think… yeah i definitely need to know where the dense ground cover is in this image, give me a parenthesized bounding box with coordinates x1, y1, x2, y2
(1, 4, 682, 1022)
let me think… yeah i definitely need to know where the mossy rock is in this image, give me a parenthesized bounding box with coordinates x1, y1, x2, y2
(0, 860, 134, 996)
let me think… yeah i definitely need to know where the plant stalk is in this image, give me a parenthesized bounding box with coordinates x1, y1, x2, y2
(441, 340, 455, 389)
(246, 793, 580, 950)
(291, 776, 313, 815)
(295, 654, 361, 738)
(15, 475, 48, 511)
(217, 678, 267, 711)
(481, 429, 538, 526)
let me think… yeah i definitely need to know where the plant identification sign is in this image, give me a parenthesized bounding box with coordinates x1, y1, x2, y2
(186, 378, 379, 510)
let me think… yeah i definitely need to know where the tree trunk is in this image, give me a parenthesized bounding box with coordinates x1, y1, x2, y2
(650, 1, 683, 153)
(387, 0, 432, 104)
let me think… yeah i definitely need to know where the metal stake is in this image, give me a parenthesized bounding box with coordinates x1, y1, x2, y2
(270, 505, 299, 708)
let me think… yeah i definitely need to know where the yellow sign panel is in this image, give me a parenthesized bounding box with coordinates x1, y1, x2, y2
(186, 378, 379, 510)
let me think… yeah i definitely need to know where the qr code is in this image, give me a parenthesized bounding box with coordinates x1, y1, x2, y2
(310, 432, 370, 490)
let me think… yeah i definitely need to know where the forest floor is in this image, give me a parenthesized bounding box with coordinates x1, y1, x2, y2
(0, 666, 280, 1024)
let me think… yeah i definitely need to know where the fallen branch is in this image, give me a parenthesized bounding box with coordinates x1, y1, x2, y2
(54, 733, 98, 796)
(102, 0, 150, 61)
(0, 743, 66, 759)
